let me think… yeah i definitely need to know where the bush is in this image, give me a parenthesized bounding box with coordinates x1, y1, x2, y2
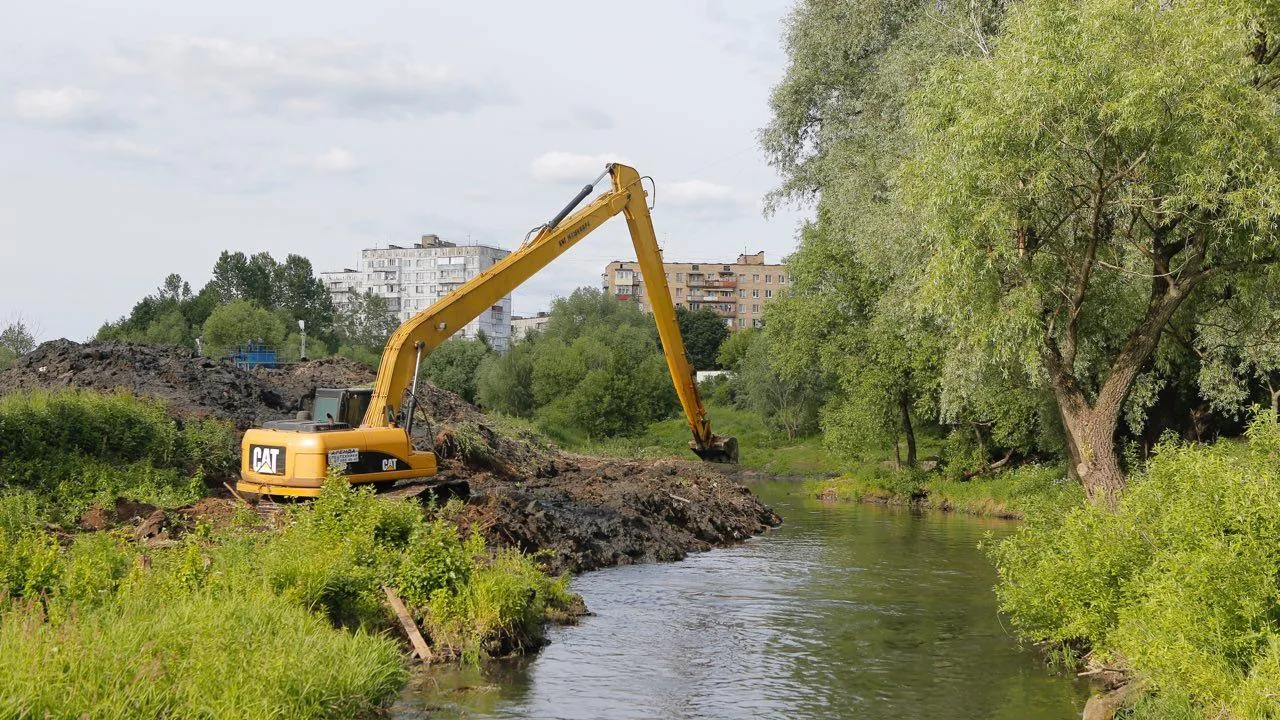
(0, 473, 576, 717)
(992, 414, 1280, 715)
(0, 389, 237, 522)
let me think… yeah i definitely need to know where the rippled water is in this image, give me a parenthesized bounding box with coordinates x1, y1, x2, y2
(394, 481, 1088, 719)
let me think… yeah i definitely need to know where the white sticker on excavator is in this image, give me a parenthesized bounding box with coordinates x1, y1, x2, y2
(327, 448, 359, 465)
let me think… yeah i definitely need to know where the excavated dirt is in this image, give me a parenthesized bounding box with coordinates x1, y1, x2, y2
(448, 457, 780, 574)
(0, 339, 377, 429)
(5, 339, 779, 573)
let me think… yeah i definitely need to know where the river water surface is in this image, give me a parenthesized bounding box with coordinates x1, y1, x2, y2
(394, 481, 1088, 719)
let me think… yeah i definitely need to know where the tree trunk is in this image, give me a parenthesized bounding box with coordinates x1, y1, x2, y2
(1056, 399, 1126, 508)
(1044, 253, 1203, 508)
(900, 395, 917, 469)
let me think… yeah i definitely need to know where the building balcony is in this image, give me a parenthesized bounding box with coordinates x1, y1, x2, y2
(701, 279, 736, 289)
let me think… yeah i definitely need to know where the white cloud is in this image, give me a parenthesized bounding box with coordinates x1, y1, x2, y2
(529, 151, 631, 183)
(85, 137, 162, 158)
(660, 179, 754, 220)
(9, 87, 127, 131)
(111, 37, 506, 119)
(311, 147, 358, 173)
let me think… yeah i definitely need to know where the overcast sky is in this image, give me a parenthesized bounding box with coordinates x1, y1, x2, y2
(0, 0, 810, 341)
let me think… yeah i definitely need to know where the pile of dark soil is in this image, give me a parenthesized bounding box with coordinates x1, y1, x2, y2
(251, 356, 375, 411)
(1, 339, 285, 428)
(450, 456, 780, 574)
(0, 340, 379, 430)
(6, 339, 779, 573)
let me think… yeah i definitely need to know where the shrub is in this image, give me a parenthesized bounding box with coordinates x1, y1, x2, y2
(0, 389, 236, 522)
(992, 414, 1280, 714)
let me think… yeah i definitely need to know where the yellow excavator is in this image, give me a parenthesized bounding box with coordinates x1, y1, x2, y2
(237, 163, 738, 497)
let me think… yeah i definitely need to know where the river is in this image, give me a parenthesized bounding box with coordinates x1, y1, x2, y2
(393, 480, 1089, 719)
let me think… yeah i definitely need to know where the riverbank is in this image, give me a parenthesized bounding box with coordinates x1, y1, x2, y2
(0, 343, 784, 717)
(561, 405, 845, 477)
(564, 403, 1085, 522)
(805, 465, 1085, 520)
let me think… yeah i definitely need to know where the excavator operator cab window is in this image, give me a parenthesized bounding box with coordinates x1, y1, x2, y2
(312, 388, 374, 428)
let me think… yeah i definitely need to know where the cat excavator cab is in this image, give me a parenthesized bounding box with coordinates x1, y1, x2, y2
(237, 163, 738, 497)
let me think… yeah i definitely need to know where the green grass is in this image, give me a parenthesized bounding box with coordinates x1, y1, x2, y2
(0, 389, 238, 524)
(0, 476, 576, 718)
(562, 404, 847, 476)
(806, 464, 1085, 520)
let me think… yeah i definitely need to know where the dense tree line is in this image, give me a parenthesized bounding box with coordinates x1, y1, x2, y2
(763, 0, 1280, 505)
(465, 288, 682, 441)
(97, 251, 397, 363)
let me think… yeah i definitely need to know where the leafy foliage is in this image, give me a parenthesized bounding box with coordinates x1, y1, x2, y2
(674, 306, 729, 370)
(99, 254, 336, 360)
(420, 337, 494, 404)
(201, 299, 285, 358)
(0, 474, 576, 717)
(0, 389, 236, 522)
(476, 288, 679, 440)
(0, 319, 36, 370)
(334, 290, 398, 366)
(991, 414, 1280, 715)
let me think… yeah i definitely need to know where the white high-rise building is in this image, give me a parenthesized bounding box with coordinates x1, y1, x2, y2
(321, 234, 513, 353)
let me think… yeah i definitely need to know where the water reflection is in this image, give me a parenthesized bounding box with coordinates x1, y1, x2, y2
(394, 482, 1088, 720)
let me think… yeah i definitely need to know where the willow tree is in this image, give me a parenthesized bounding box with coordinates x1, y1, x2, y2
(762, 1, 1017, 462)
(907, 0, 1280, 505)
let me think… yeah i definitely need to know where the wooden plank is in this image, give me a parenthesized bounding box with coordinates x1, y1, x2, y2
(383, 585, 432, 662)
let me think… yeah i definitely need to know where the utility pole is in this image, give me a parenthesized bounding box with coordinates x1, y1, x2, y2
(297, 319, 306, 360)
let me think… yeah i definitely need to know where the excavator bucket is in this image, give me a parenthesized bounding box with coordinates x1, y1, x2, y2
(691, 434, 739, 464)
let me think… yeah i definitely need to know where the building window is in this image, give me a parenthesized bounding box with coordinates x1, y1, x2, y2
(722, 265, 731, 272)
(780, 275, 787, 283)
(738, 289, 745, 298)
(738, 274, 745, 282)
(691, 264, 699, 270)
(676, 272, 684, 281)
(765, 289, 773, 298)
(752, 304, 760, 313)
(752, 274, 760, 282)
(753, 319, 762, 328)
(738, 318, 746, 327)
(765, 274, 772, 283)
(752, 289, 759, 298)
(738, 303, 744, 312)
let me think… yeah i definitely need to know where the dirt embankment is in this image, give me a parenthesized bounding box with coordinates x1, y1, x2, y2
(3, 340, 779, 573)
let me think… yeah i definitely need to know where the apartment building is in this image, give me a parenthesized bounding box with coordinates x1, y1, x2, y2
(320, 234, 513, 353)
(601, 251, 789, 330)
(511, 312, 550, 342)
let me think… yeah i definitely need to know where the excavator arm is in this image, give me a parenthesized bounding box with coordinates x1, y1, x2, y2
(364, 163, 737, 462)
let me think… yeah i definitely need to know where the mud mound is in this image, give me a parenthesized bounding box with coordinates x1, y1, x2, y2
(251, 356, 375, 410)
(448, 457, 780, 574)
(2, 340, 386, 430)
(1, 339, 288, 429)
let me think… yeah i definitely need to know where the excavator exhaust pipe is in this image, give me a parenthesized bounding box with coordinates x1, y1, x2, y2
(692, 434, 739, 464)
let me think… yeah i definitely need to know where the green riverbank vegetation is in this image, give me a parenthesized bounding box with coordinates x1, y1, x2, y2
(991, 417, 1280, 718)
(759, 0, 1280, 714)
(0, 389, 575, 718)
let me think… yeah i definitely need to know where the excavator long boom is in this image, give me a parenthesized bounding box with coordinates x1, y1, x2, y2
(364, 163, 737, 462)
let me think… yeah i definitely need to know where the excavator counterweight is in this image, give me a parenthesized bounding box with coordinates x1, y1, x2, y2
(238, 164, 737, 497)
